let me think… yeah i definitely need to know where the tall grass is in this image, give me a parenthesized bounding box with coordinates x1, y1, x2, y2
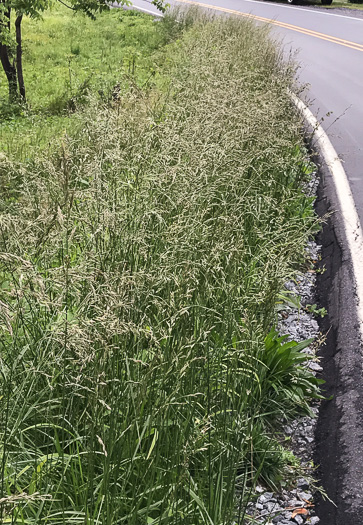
(0, 12, 322, 525)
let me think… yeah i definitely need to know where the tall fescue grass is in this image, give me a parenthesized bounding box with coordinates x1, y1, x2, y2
(0, 11, 322, 524)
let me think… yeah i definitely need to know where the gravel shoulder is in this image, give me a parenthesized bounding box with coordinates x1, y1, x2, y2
(244, 127, 363, 525)
(241, 173, 324, 525)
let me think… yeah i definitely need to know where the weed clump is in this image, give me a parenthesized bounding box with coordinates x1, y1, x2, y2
(0, 12, 321, 525)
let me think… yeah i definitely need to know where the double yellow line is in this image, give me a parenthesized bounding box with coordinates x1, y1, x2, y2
(175, 0, 363, 53)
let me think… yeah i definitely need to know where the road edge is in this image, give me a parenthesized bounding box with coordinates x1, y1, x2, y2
(292, 93, 363, 524)
(291, 93, 363, 342)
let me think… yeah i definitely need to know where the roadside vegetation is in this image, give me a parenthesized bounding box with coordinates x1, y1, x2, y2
(315, 0, 363, 8)
(324, 0, 363, 8)
(0, 5, 322, 524)
(345, 0, 363, 6)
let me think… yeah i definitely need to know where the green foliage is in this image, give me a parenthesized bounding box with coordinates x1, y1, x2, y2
(151, 0, 169, 13)
(0, 0, 50, 22)
(305, 304, 328, 318)
(0, 11, 322, 525)
(0, 0, 129, 31)
(276, 289, 302, 312)
(260, 330, 324, 419)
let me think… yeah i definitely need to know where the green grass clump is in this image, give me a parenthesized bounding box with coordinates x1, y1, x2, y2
(330, 0, 363, 6)
(0, 11, 322, 525)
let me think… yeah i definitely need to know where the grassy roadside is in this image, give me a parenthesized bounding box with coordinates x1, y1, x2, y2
(318, 0, 363, 9)
(0, 6, 169, 159)
(327, 2, 363, 9)
(0, 7, 322, 525)
(324, 0, 363, 8)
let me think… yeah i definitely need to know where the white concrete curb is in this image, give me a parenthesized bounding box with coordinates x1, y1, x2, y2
(291, 93, 363, 344)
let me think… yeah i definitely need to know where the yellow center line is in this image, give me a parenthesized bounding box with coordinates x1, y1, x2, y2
(175, 0, 363, 52)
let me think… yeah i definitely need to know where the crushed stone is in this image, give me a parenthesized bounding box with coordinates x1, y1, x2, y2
(240, 172, 323, 525)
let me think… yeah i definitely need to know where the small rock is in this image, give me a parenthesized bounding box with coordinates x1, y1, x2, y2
(308, 518, 320, 525)
(266, 501, 281, 512)
(298, 491, 313, 501)
(256, 503, 264, 510)
(293, 516, 304, 525)
(289, 499, 303, 508)
(272, 515, 283, 525)
(309, 362, 323, 372)
(310, 319, 319, 331)
(297, 478, 309, 490)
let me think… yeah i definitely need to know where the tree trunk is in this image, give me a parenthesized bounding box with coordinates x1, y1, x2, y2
(0, 44, 18, 101)
(15, 14, 25, 100)
(0, 5, 18, 101)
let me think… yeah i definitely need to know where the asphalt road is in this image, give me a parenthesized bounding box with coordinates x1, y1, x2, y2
(125, 1, 363, 523)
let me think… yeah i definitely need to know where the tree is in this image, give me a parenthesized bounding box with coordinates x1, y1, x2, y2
(0, 0, 168, 102)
